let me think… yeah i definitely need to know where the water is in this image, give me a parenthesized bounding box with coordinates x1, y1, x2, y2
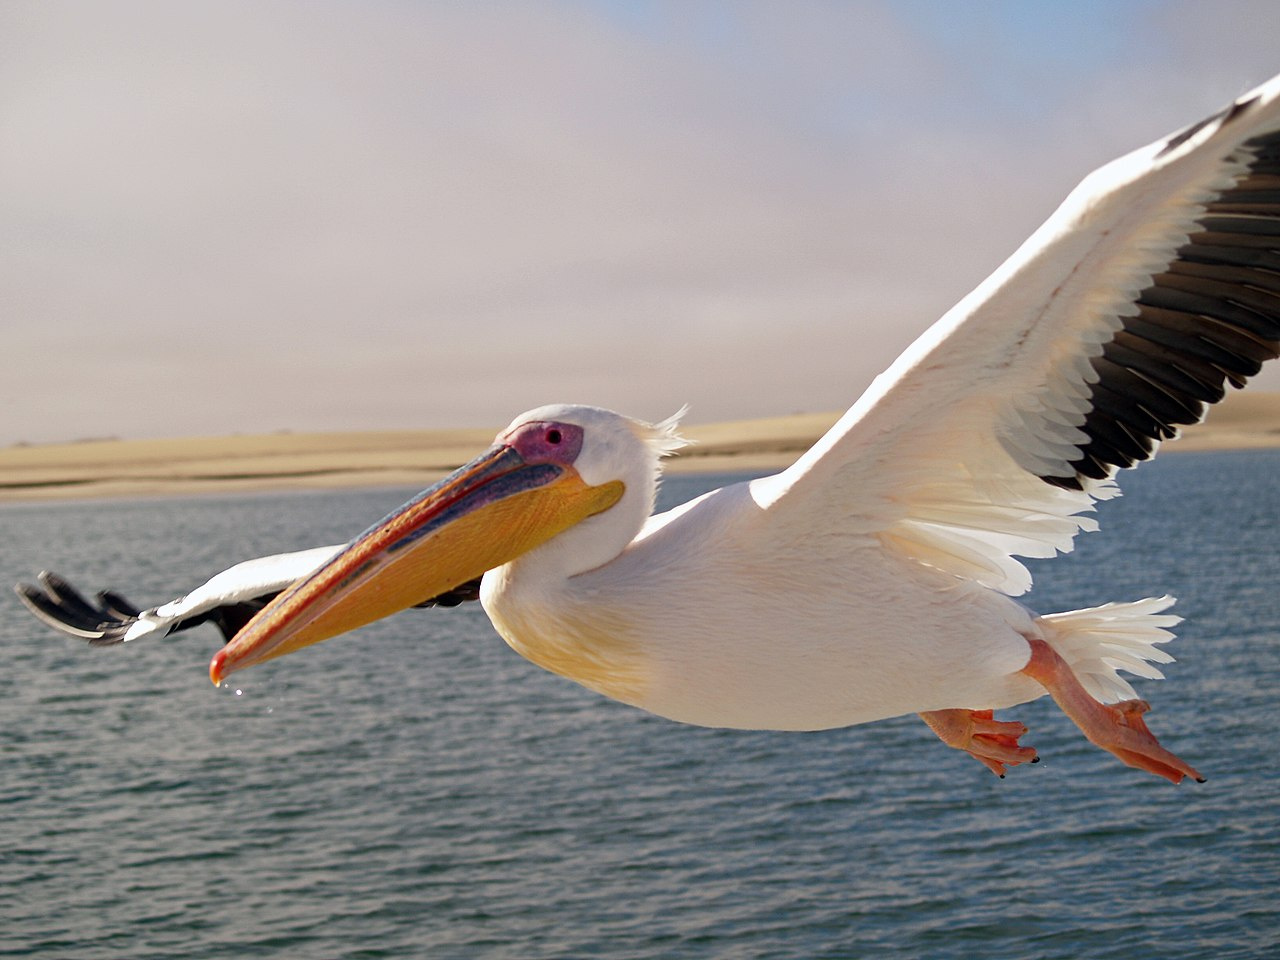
(1, 452, 1278, 959)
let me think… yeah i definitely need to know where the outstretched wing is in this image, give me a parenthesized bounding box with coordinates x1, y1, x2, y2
(15, 547, 483, 646)
(757, 75, 1280, 596)
(16, 546, 345, 645)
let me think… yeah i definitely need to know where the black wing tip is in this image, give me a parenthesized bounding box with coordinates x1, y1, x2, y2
(14, 571, 134, 643)
(1038, 117, 1280, 492)
(97, 589, 142, 620)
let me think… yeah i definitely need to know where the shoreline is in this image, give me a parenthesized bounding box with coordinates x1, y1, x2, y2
(2, 394, 1277, 503)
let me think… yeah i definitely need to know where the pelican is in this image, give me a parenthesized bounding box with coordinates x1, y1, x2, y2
(18, 74, 1280, 783)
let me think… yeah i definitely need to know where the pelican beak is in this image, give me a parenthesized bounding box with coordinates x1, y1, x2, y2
(209, 442, 623, 685)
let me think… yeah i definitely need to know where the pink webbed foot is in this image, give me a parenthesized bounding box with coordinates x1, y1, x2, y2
(919, 708, 1040, 778)
(1020, 637, 1204, 785)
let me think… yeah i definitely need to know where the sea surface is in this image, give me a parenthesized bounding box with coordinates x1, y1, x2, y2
(1, 451, 1278, 959)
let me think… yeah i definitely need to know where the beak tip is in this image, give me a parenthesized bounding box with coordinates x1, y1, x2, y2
(209, 650, 227, 687)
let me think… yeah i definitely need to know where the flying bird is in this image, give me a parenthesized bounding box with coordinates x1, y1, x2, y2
(18, 74, 1280, 783)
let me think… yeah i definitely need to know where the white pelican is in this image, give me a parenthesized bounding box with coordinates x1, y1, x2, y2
(18, 74, 1280, 784)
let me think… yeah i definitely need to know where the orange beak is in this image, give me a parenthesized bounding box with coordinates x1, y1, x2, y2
(209, 443, 623, 685)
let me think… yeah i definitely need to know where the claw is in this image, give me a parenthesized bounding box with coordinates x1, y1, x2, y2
(1020, 638, 1203, 784)
(920, 707, 1040, 778)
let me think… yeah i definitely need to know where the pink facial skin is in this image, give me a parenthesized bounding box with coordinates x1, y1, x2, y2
(499, 421, 585, 467)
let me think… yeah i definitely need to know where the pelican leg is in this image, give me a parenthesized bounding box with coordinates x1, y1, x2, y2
(919, 708, 1039, 778)
(1019, 637, 1204, 784)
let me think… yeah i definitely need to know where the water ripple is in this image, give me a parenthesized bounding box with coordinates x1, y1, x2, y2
(2, 459, 1278, 958)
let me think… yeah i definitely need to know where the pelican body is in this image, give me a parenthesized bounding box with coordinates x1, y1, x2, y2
(19, 74, 1280, 783)
(482, 427, 1043, 731)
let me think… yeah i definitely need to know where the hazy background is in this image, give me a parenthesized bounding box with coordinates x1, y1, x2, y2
(4, 0, 1279, 446)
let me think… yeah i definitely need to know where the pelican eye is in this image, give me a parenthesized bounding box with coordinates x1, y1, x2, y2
(505, 419, 583, 462)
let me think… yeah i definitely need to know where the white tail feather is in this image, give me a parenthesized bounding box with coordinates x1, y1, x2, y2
(1037, 596, 1180, 703)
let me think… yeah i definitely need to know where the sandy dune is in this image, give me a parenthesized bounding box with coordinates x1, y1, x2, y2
(2, 393, 1276, 502)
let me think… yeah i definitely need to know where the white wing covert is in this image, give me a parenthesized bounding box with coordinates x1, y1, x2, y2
(755, 76, 1280, 596)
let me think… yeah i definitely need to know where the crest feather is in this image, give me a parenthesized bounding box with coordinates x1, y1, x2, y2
(640, 405, 692, 459)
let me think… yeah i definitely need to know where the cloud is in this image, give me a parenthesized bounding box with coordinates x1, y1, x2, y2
(3, 1, 1279, 444)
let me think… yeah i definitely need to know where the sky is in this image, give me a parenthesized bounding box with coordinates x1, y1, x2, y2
(3, 0, 1279, 445)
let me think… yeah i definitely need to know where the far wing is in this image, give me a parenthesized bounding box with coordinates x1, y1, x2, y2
(16, 547, 486, 647)
(15, 546, 345, 645)
(755, 75, 1280, 596)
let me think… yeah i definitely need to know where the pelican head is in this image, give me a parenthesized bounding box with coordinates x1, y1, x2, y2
(208, 404, 686, 684)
